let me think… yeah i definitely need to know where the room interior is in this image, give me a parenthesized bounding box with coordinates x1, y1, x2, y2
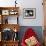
(0, 0, 45, 46)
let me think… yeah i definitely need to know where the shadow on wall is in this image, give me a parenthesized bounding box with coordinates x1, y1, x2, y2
(18, 26, 44, 44)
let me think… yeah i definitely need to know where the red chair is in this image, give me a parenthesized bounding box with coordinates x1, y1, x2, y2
(21, 28, 41, 46)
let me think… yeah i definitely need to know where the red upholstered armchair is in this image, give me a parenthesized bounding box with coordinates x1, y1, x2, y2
(21, 28, 41, 46)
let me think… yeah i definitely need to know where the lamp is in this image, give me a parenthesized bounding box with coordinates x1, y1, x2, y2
(14, 28, 17, 32)
(15, 0, 17, 7)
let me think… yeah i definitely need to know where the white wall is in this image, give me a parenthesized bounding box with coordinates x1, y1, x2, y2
(0, 0, 44, 26)
(18, 0, 44, 26)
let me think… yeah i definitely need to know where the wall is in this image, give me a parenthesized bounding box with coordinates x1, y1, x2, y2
(0, 0, 44, 26)
(18, 0, 44, 26)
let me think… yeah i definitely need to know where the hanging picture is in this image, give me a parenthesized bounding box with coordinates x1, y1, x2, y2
(2, 10, 9, 15)
(23, 8, 36, 19)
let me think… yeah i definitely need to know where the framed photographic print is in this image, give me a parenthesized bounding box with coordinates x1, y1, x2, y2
(2, 10, 9, 15)
(23, 8, 36, 19)
(9, 9, 18, 15)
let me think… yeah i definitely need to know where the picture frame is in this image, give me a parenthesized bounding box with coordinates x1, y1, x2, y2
(9, 10, 18, 15)
(23, 8, 36, 19)
(2, 10, 9, 15)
